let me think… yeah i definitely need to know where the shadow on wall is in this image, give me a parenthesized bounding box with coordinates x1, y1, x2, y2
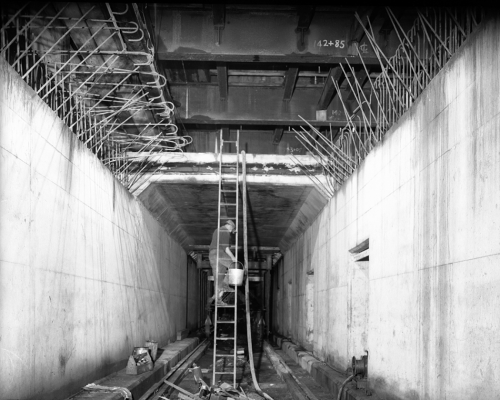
(0, 58, 194, 400)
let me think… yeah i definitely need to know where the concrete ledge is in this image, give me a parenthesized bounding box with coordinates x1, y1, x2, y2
(177, 329, 190, 341)
(68, 338, 199, 400)
(270, 335, 380, 400)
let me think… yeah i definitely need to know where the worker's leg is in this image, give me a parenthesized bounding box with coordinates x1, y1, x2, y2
(218, 257, 235, 292)
(208, 251, 233, 306)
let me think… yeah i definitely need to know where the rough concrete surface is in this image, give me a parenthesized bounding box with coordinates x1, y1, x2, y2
(69, 338, 199, 400)
(276, 15, 500, 400)
(0, 58, 198, 400)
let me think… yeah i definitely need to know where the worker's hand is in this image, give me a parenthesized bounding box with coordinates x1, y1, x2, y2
(225, 247, 236, 261)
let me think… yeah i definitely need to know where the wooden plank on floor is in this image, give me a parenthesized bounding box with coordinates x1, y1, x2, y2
(263, 341, 319, 400)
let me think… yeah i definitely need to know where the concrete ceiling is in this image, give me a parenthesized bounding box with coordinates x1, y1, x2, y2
(139, 181, 327, 254)
(134, 153, 328, 254)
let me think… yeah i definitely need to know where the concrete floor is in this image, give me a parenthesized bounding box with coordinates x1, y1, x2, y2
(168, 340, 332, 400)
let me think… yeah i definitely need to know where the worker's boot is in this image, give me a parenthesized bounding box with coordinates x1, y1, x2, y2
(220, 274, 234, 293)
(215, 290, 229, 306)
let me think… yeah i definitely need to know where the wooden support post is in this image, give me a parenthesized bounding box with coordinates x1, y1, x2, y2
(265, 255, 272, 335)
(197, 253, 203, 269)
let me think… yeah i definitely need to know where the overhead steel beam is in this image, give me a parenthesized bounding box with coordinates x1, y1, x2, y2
(348, 7, 378, 53)
(221, 126, 230, 141)
(195, 259, 274, 270)
(216, 62, 228, 100)
(170, 84, 374, 127)
(191, 245, 279, 252)
(296, 6, 315, 48)
(140, 4, 183, 108)
(283, 67, 299, 101)
(317, 67, 344, 110)
(123, 152, 319, 167)
(158, 53, 383, 65)
(130, 173, 326, 197)
(212, 4, 225, 45)
(155, 7, 399, 62)
(272, 127, 284, 145)
(179, 117, 375, 128)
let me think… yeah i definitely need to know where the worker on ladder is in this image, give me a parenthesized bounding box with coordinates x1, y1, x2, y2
(208, 219, 237, 307)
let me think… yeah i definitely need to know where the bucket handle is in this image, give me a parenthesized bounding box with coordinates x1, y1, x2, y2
(230, 261, 244, 270)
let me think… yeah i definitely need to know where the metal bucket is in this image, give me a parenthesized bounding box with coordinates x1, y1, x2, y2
(227, 267, 244, 286)
(145, 340, 158, 361)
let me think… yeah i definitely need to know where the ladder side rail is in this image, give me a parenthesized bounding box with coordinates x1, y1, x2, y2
(212, 128, 224, 385)
(212, 129, 241, 387)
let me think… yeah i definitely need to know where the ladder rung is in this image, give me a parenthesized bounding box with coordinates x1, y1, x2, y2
(222, 140, 238, 143)
(216, 304, 235, 308)
(217, 320, 235, 323)
(215, 354, 235, 357)
(220, 203, 237, 206)
(221, 189, 236, 192)
(216, 336, 235, 340)
(219, 217, 236, 220)
(214, 371, 236, 375)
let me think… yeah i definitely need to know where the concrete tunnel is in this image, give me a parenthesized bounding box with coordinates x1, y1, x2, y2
(1, 4, 500, 400)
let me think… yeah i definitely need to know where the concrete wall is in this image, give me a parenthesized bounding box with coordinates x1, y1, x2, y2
(278, 15, 500, 400)
(0, 58, 198, 400)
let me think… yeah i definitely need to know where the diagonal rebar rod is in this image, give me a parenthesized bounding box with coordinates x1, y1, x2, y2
(69, 65, 140, 129)
(339, 62, 378, 144)
(294, 130, 347, 181)
(331, 79, 367, 160)
(10, 4, 60, 69)
(357, 12, 417, 102)
(291, 155, 335, 198)
(356, 48, 390, 131)
(385, 8, 425, 93)
(1, 3, 52, 56)
(386, 7, 432, 84)
(297, 117, 357, 170)
(53, 55, 120, 113)
(21, 6, 96, 80)
(0, 3, 30, 36)
(418, 9, 453, 57)
(38, 26, 117, 98)
(298, 115, 357, 168)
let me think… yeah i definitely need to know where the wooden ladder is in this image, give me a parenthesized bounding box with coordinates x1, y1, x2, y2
(212, 129, 240, 388)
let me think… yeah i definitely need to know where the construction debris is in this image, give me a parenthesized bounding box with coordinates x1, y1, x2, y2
(164, 378, 263, 400)
(82, 383, 132, 399)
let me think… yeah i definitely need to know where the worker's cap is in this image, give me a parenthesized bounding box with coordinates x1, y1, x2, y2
(225, 220, 236, 230)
